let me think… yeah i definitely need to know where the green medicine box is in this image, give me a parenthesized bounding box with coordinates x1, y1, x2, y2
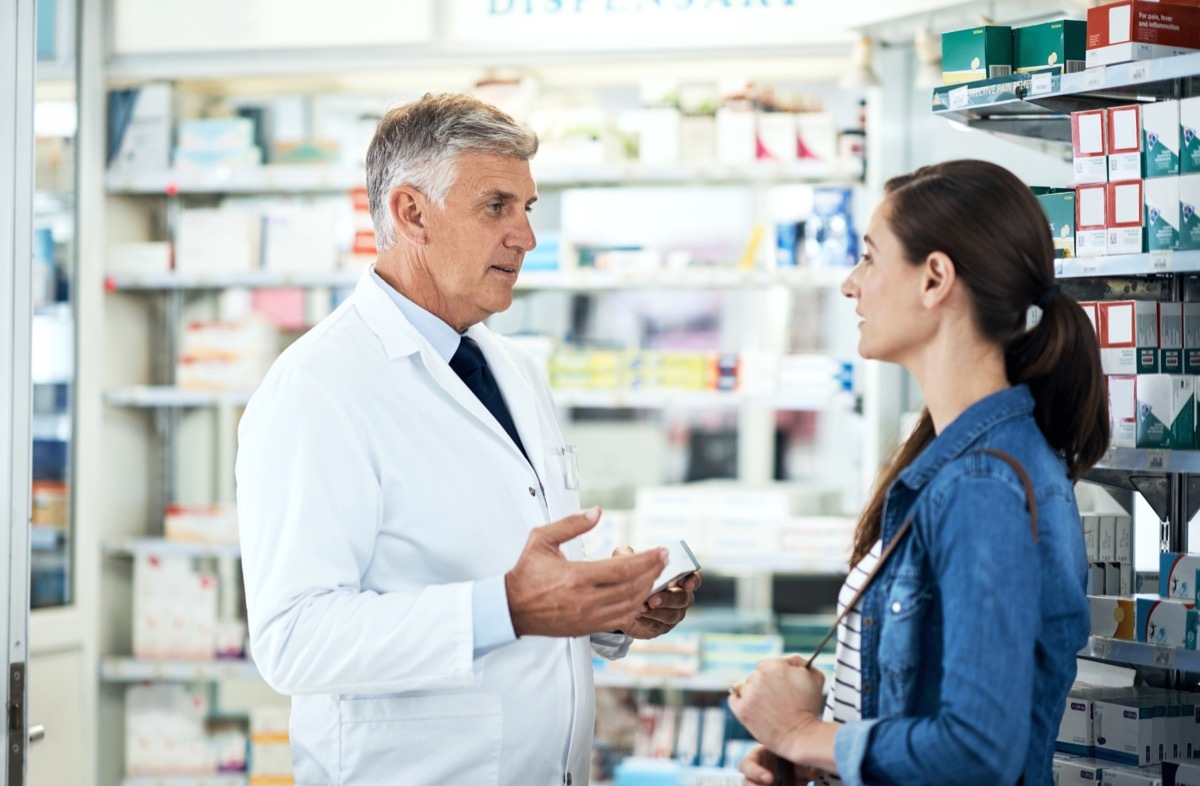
(1036, 191, 1076, 257)
(1014, 20, 1086, 74)
(942, 26, 1014, 85)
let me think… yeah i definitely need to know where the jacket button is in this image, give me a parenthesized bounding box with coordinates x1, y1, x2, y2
(891, 602, 902, 614)
(862, 682, 872, 693)
(529, 487, 536, 496)
(565, 775, 573, 785)
(863, 616, 873, 627)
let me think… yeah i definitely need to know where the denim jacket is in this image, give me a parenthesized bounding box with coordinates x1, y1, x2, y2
(832, 385, 1090, 786)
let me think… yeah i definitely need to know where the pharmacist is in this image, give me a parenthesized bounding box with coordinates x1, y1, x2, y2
(237, 93, 699, 786)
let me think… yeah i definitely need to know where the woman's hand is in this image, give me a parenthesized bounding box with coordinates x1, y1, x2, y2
(729, 655, 826, 764)
(737, 745, 825, 786)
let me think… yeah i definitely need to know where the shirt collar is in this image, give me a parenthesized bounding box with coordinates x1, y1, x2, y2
(370, 267, 462, 362)
(896, 384, 1035, 490)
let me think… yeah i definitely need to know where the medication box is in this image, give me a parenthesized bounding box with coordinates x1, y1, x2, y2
(1180, 175, 1200, 251)
(1086, 1, 1200, 68)
(1163, 552, 1200, 598)
(1110, 375, 1138, 448)
(941, 25, 1014, 84)
(1099, 300, 1159, 374)
(1137, 374, 1175, 448)
(1094, 693, 1159, 766)
(1136, 595, 1194, 646)
(1183, 97, 1200, 174)
(1038, 191, 1077, 257)
(1091, 595, 1137, 639)
(1013, 20, 1087, 74)
(1110, 106, 1145, 183)
(1074, 111, 1110, 186)
(1185, 303, 1200, 374)
(1146, 176, 1181, 251)
(1160, 302, 1185, 373)
(1144, 101, 1182, 178)
(1078, 184, 1109, 256)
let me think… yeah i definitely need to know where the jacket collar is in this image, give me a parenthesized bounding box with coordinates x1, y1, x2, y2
(352, 266, 545, 480)
(896, 384, 1035, 491)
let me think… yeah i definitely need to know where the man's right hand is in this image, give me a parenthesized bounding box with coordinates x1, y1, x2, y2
(505, 508, 667, 638)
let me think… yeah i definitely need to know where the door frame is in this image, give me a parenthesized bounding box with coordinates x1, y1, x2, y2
(2, 0, 38, 784)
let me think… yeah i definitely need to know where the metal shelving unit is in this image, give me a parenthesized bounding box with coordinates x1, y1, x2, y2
(121, 777, 247, 786)
(102, 538, 241, 559)
(103, 266, 850, 293)
(100, 657, 261, 683)
(104, 385, 855, 413)
(104, 159, 864, 196)
(591, 670, 736, 692)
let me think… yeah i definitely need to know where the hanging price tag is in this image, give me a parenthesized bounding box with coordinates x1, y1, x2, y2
(1084, 67, 1106, 91)
(1151, 250, 1173, 272)
(1091, 637, 1113, 660)
(1030, 72, 1053, 96)
(1147, 449, 1171, 471)
(1153, 644, 1176, 668)
(1131, 61, 1151, 83)
(948, 87, 969, 110)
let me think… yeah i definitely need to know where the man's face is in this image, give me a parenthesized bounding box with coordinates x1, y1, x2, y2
(417, 152, 538, 330)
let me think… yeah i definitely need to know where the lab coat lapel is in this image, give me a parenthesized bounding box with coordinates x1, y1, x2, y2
(467, 324, 547, 485)
(353, 269, 528, 465)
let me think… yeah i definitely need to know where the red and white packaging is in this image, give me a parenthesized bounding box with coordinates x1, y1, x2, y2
(1086, 1, 1200, 68)
(1107, 179, 1145, 255)
(1076, 184, 1109, 257)
(1073, 110, 1109, 185)
(1108, 105, 1144, 182)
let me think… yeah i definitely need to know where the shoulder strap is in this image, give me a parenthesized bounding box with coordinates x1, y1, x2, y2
(802, 449, 1037, 669)
(977, 448, 1039, 542)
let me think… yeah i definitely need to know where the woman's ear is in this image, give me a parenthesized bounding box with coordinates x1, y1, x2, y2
(390, 185, 429, 246)
(921, 251, 957, 310)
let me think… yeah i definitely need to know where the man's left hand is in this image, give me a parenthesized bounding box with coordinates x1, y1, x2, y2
(611, 546, 701, 639)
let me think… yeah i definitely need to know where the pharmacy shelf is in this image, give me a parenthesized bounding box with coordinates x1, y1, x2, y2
(105, 385, 856, 412)
(591, 669, 736, 692)
(553, 389, 856, 412)
(122, 777, 246, 786)
(105, 270, 360, 291)
(103, 538, 241, 559)
(1056, 251, 1200, 279)
(101, 658, 261, 683)
(931, 52, 1200, 141)
(105, 160, 864, 195)
(1093, 448, 1200, 474)
(1081, 636, 1200, 671)
(104, 267, 850, 292)
(104, 387, 253, 408)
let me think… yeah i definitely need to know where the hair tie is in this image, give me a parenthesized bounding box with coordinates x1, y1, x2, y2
(1035, 284, 1061, 310)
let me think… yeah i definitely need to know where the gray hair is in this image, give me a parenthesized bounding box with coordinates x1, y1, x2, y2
(365, 93, 539, 251)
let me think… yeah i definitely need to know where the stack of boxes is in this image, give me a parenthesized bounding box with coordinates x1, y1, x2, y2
(1079, 298, 1200, 451)
(941, 19, 1086, 85)
(249, 706, 293, 786)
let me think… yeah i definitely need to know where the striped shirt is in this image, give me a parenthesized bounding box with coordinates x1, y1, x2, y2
(818, 539, 882, 786)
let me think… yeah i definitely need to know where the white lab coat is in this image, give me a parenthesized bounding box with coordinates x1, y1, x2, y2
(236, 269, 629, 786)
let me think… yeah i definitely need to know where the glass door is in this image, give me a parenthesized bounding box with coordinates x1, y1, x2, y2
(2, 0, 38, 783)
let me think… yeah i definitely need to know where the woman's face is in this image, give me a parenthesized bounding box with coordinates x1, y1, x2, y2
(840, 199, 932, 365)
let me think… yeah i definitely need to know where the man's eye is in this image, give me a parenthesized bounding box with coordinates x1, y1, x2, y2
(488, 203, 503, 213)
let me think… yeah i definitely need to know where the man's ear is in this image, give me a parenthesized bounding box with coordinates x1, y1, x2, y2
(390, 185, 429, 246)
(921, 251, 956, 310)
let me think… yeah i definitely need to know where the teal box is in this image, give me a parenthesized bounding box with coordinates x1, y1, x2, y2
(1182, 97, 1200, 174)
(1036, 191, 1076, 257)
(1013, 20, 1086, 75)
(1145, 176, 1180, 251)
(1181, 175, 1200, 250)
(942, 26, 1013, 85)
(1144, 100, 1181, 179)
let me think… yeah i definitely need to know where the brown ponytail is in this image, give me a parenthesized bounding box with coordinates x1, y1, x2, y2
(849, 161, 1109, 567)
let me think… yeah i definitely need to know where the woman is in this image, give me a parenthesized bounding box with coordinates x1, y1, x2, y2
(729, 160, 1108, 786)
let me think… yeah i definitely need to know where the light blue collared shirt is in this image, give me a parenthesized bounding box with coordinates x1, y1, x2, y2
(371, 268, 518, 657)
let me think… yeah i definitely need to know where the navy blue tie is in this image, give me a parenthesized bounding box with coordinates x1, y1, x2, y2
(450, 336, 530, 465)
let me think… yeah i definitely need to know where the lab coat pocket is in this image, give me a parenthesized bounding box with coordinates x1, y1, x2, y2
(337, 692, 502, 786)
